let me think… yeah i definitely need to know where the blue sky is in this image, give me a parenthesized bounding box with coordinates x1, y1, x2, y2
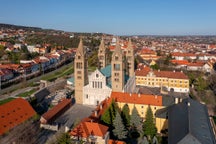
(0, 0, 216, 35)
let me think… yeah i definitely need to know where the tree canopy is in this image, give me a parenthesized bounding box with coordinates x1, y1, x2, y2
(143, 106, 157, 139)
(112, 111, 128, 140)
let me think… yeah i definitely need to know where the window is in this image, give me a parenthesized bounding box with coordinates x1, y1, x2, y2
(115, 56, 119, 60)
(96, 74, 99, 78)
(114, 73, 119, 76)
(77, 76, 81, 79)
(114, 64, 120, 71)
(86, 95, 88, 99)
(115, 78, 119, 82)
(92, 82, 94, 88)
(77, 71, 81, 74)
(78, 56, 81, 59)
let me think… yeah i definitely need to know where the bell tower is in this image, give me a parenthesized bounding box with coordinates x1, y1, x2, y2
(74, 38, 88, 104)
(126, 38, 134, 77)
(98, 37, 108, 69)
(111, 38, 124, 92)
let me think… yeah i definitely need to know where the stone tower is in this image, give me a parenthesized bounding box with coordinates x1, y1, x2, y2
(98, 37, 108, 69)
(111, 38, 124, 92)
(74, 38, 88, 104)
(126, 38, 134, 77)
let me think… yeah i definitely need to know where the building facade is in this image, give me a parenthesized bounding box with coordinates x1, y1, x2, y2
(111, 38, 125, 92)
(98, 38, 108, 69)
(83, 67, 112, 105)
(74, 38, 88, 104)
(135, 65, 189, 93)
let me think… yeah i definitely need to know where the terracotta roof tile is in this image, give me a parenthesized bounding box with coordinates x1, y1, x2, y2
(41, 99, 71, 123)
(70, 121, 109, 138)
(0, 98, 36, 135)
(111, 92, 163, 106)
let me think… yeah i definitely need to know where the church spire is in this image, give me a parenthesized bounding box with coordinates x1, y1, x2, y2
(77, 37, 84, 55)
(126, 38, 135, 77)
(98, 37, 108, 69)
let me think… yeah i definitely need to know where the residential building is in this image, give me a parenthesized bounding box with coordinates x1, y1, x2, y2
(135, 64, 189, 93)
(110, 92, 168, 133)
(0, 98, 36, 135)
(70, 121, 109, 144)
(168, 98, 216, 144)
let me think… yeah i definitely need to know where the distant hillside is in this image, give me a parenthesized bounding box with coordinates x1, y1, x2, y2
(0, 23, 42, 31)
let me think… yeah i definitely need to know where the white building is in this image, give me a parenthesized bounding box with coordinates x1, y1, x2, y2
(83, 65, 112, 105)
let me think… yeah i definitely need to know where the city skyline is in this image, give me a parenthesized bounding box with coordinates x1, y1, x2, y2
(1, 0, 216, 35)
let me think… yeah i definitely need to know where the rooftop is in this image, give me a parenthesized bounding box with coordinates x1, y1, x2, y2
(0, 98, 36, 135)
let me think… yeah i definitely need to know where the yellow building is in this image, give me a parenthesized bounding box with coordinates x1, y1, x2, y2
(110, 92, 167, 133)
(135, 64, 189, 93)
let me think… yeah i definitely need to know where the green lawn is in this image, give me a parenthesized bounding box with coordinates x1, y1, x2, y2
(16, 89, 37, 97)
(41, 66, 74, 82)
(0, 98, 15, 105)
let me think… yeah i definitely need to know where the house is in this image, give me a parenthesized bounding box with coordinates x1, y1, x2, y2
(110, 92, 168, 133)
(0, 98, 36, 135)
(168, 98, 216, 144)
(135, 64, 189, 93)
(0, 68, 14, 81)
(40, 98, 72, 125)
(70, 121, 109, 144)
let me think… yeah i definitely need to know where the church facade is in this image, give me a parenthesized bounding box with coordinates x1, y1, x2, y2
(74, 37, 136, 105)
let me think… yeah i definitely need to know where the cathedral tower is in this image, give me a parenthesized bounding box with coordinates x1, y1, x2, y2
(98, 37, 108, 69)
(126, 38, 135, 77)
(74, 38, 88, 104)
(111, 38, 124, 92)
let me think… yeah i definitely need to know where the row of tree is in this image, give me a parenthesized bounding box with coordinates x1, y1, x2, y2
(101, 100, 157, 143)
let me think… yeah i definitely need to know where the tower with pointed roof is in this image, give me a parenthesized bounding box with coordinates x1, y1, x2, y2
(74, 38, 88, 104)
(126, 38, 134, 77)
(111, 38, 124, 92)
(98, 37, 108, 69)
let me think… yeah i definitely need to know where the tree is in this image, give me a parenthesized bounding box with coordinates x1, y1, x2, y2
(57, 133, 71, 144)
(101, 99, 119, 125)
(130, 106, 143, 134)
(121, 104, 130, 128)
(112, 111, 128, 140)
(143, 106, 157, 139)
(150, 64, 159, 70)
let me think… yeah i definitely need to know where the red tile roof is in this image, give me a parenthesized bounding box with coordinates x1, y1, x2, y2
(108, 140, 125, 144)
(135, 64, 188, 79)
(153, 70, 188, 79)
(0, 98, 36, 135)
(135, 64, 151, 76)
(41, 99, 71, 124)
(170, 60, 189, 65)
(70, 121, 109, 138)
(110, 92, 163, 106)
(171, 52, 196, 57)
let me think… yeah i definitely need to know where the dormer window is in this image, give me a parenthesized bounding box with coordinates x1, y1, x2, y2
(115, 56, 118, 61)
(96, 74, 99, 78)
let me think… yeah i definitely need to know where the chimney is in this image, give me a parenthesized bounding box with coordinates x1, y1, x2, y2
(155, 95, 157, 99)
(138, 93, 140, 97)
(158, 69, 160, 72)
(173, 70, 176, 73)
(130, 93, 132, 96)
(180, 70, 183, 73)
(94, 110, 97, 117)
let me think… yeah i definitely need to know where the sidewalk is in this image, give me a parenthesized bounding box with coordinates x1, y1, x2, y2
(0, 87, 34, 101)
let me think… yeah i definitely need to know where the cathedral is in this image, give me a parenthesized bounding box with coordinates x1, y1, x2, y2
(74, 37, 136, 105)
